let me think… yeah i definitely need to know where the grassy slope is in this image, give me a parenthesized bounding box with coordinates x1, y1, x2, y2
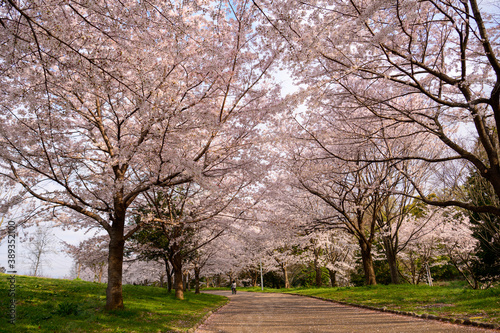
(243, 283, 500, 326)
(0, 274, 227, 333)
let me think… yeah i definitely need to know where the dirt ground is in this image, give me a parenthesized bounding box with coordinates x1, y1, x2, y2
(196, 291, 495, 333)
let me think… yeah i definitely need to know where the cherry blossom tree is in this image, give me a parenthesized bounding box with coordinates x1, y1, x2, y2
(259, 0, 500, 216)
(262, 227, 356, 288)
(438, 216, 481, 289)
(190, 237, 222, 294)
(258, 58, 437, 285)
(258, 219, 308, 288)
(201, 232, 250, 287)
(252, 160, 359, 287)
(122, 259, 165, 286)
(0, 188, 57, 243)
(187, 223, 261, 288)
(320, 229, 357, 287)
(292, 145, 397, 285)
(268, 240, 305, 288)
(0, 0, 280, 309)
(130, 184, 230, 300)
(64, 235, 109, 283)
(374, 172, 424, 284)
(397, 206, 479, 286)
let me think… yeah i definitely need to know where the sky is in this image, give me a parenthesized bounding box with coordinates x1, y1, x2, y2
(0, 225, 90, 278)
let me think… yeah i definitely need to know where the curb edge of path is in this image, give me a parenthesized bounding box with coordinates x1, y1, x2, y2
(187, 298, 230, 333)
(287, 293, 500, 331)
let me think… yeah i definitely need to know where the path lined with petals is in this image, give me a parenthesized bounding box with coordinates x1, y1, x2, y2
(196, 291, 492, 333)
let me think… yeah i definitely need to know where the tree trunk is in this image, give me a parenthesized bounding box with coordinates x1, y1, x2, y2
(315, 265, 322, 287)
(163, 258, 173, 293)
(106, 224, 125, 310)
(327, 268, 337, 287)
(388, 257, 400, 285)
(359, 239, 377, 285)
(408, 254, 418, 284)
(171, 254, 184, 300)
(281, 263, 290, 288)
(227, 273, 234, 286)
(77, 262, 81, 279)
(425, 263, 433, 287)
(194, 267, 201, 294)
(174, 269, 184, 300)
(33, 250, 42, 276)
(382, 236, 400, 284)
(98, 264, 104, 283)
(159, 273, 164, 288)
(314, 250, 322, 287)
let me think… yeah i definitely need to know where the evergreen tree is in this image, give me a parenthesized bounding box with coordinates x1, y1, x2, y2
(465, 171, 500, 284)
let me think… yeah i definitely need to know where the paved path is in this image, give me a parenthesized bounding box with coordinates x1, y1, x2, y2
(196, 291, 493, 333)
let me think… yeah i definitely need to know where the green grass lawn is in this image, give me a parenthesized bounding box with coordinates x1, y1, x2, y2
(242, 283, 500, 326)
(0, 274, 227, 333)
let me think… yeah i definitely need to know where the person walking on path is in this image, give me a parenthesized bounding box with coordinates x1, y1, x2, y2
(231, 281, 237, 294)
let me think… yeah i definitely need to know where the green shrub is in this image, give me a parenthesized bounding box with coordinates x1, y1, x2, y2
(56, 301, 79, 316)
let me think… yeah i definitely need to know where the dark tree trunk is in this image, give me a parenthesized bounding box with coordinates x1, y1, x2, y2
(315, 265, 322, 287)
(171, 253, 184, 300)
(327, 268, 337, 287)
(359, 239, 377, 285)
(314, 250, 322, 287)
(106, 222, 125, 310)
(388, 255, 400, 284)
(382, 236, 400, 284)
